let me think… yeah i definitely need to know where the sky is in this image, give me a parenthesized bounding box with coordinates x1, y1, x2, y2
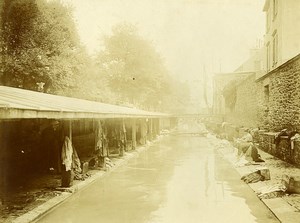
(69, 0, 265, 80)
(68, 0, 265, 109)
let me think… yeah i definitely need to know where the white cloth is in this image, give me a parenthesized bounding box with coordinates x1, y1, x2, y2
(241, 133, 253, 142)
(61, 136, 73, 171)
(290, 133, 300, 150)
(95, 121, 103, 150)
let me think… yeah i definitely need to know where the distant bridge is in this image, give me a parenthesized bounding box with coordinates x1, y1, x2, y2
(170, 113, 218, 121)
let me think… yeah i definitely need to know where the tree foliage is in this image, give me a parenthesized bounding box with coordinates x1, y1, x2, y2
(1, 0, 87, 94)
(0, 3, 190, 112)
(97, 23, 175, 110)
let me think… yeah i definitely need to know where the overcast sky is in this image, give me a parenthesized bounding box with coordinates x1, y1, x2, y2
(69, 0, 265, 82)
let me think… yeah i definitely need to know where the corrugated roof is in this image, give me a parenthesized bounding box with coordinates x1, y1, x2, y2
(0, 86, 169, 119)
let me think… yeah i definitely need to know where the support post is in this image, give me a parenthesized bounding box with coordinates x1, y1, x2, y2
(132, 119, 137, 150)
(69, 120, 72, 141)
(158, 118, 162, 134)
(61, 120, 73, 187)
(119, 119, 125, 157)
(141, 119, 147, 145)
(149, 118, 153, 140)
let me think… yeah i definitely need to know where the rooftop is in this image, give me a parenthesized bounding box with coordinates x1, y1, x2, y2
(0, 86, 168, 119)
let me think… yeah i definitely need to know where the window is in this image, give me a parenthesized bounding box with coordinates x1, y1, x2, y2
(272, 31, 278, 66)
(266, 42, 270, 71)
(273, 0, 278, 19)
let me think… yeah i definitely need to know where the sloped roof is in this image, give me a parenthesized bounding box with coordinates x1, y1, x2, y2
(0, 86, 168, 119)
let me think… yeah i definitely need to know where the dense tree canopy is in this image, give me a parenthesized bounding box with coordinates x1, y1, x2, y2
(97, 23, 190, 111)
(0, 0, 87, 94)
(0, 2, 190, 113)
(97, 24, 167, 107)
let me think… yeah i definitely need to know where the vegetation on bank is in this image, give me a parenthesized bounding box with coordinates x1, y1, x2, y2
(0, 0, 190, 113)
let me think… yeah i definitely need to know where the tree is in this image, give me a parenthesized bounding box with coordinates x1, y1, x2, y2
(160, 78, 191, 113)
(1, 0, 88, 94)
(97, 23, 171, 109)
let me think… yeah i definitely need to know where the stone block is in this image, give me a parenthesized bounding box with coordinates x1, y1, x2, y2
(281, 175, 300, 194)
(288, 177, 300, 194)
(61, 169, 74, 187)
(81, 161, 89, 174)
(257, 167, 270, 180)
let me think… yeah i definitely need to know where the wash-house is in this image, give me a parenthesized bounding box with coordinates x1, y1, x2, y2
(0, 86, 171, 203)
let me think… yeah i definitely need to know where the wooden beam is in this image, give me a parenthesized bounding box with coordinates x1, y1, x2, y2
(132, 119, 136, 150)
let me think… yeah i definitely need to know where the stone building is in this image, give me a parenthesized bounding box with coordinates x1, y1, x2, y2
(212, 47, 263, 126)
(214, 0, 300, 128)
(210, 0, 300, 164)
(256, 0, 300, 130)
(212, 71, 253, 117)
(223, 73, 259, 128)
(256, 54, 300, 131)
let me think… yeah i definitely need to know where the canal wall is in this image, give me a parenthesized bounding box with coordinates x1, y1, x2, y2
(210, 54, 300, 166)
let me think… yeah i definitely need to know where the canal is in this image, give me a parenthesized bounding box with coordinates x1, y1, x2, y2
(35, 130, 279, 223)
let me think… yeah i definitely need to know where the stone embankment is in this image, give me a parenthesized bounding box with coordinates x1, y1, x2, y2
(207, 133, 300, 223)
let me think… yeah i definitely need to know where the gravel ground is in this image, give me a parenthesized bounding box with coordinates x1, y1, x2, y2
(0, 181, 61, 223)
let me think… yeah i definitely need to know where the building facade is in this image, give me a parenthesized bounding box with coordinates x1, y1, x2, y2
(210, 0, 300, 165)
(261, 0, 300, 79)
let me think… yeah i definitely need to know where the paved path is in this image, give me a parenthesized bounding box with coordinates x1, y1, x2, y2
(35, 134, 279, 223)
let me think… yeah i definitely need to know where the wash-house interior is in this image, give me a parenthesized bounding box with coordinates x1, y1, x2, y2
(0, 86, 172, 205)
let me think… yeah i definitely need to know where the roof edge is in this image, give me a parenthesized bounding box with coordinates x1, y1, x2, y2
(256, 53, 300, 82)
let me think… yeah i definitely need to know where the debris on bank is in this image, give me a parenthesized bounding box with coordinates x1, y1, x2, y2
(206, 132, 300, 210)
(257, 184, 287, 199)
(241, 167, 270, 184)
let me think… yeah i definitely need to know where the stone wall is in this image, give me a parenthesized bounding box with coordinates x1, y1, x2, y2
(225, 74, 259, 128)
(211, 54, 300, 165)
(256, 55, 300, 165)
(258, 131, 300, 166)
(258, 54, 300, 131)
(226, 54, 300, 131)
(213, 72, 253, 115)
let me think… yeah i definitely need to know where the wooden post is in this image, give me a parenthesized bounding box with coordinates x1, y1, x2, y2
(0, 121, 6, 196)
(95, 120, 104, 168)
(102, 121, 108, 168)
(141, 119, 147, 145)
(61, 119, 73, 187)
(123, 119, 127, 152)
(153, 119, 157, 136)
(158, 118, 162, 134)
(69, 120, 72, 141)
(132, 119, 137, 150)
(150, 118, 154, 140)
(119, 120, 124, 157)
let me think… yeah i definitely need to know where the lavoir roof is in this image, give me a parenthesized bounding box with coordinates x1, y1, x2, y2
(0, 86, 168, 119)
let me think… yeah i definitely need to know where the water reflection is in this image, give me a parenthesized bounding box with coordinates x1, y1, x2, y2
(36, 135, 278, 223)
